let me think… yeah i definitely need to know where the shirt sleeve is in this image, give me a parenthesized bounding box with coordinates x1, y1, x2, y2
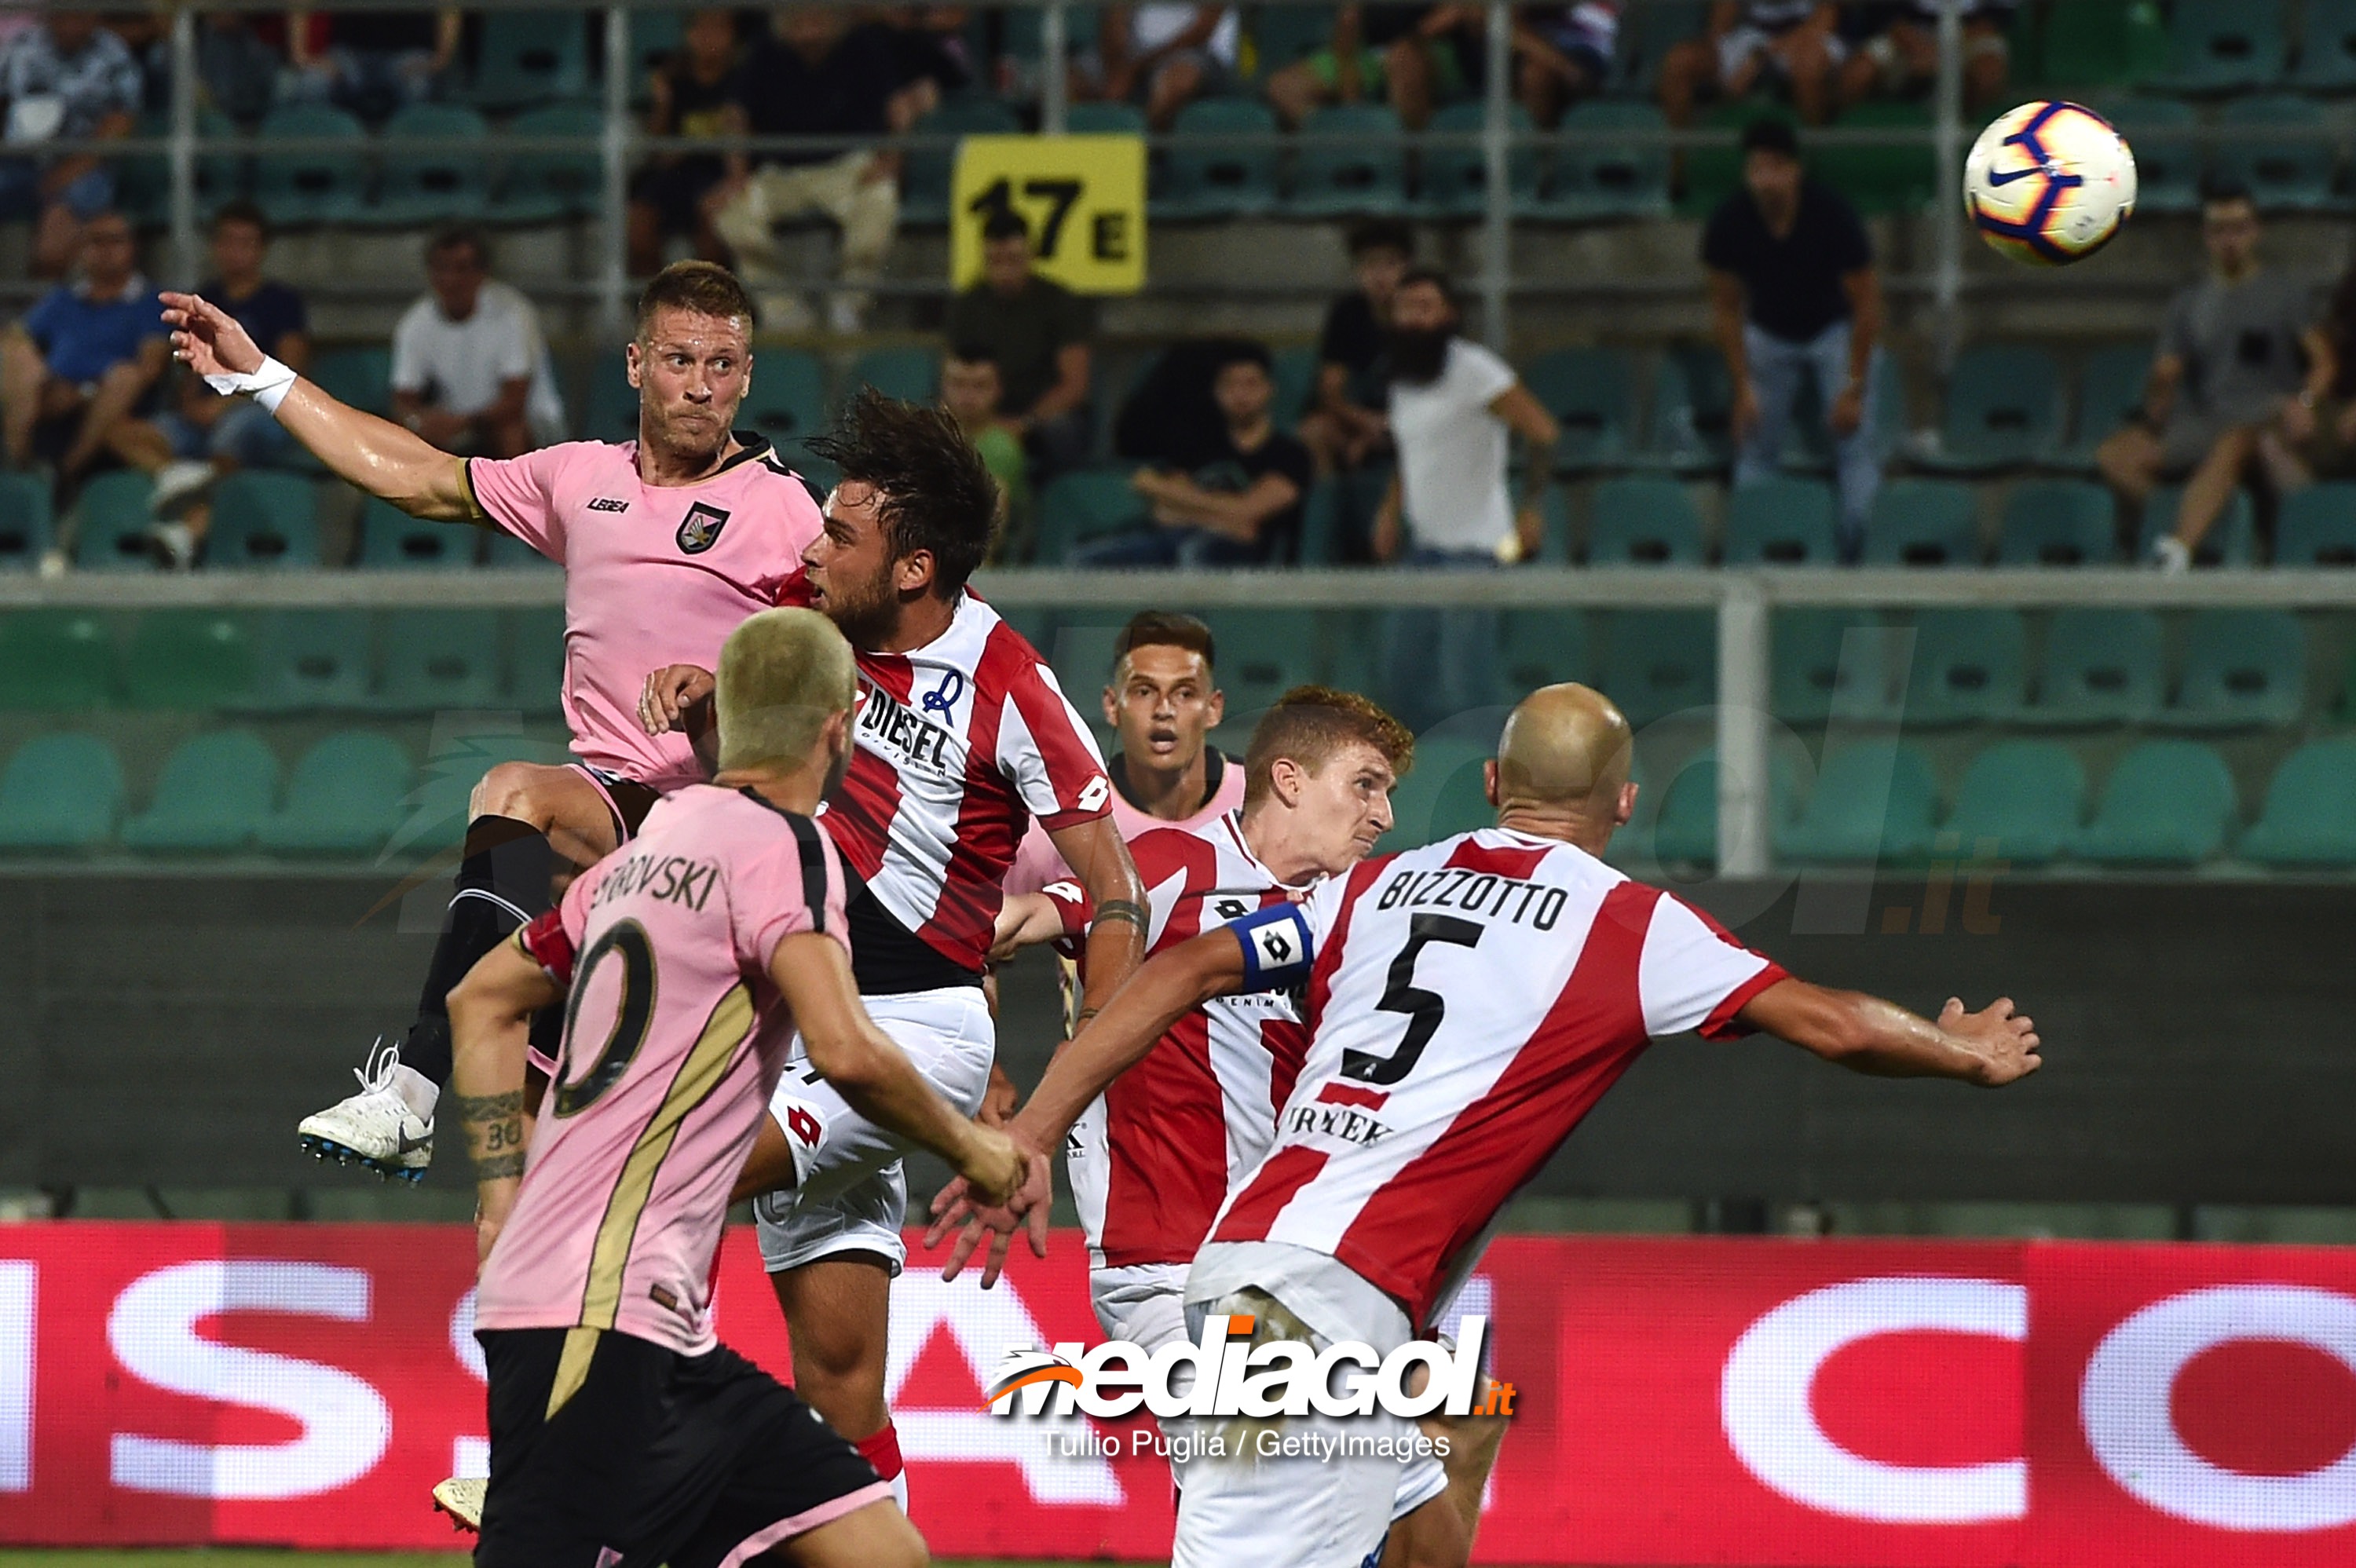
(518, 869, 595, 986)
(995, 651, 1115, 833)
(466, 444, 574, 561)
(1457, 342, 1520, 408)
(1637, 892, 1788, 1041)
(492, 299, 540, 385)
(733, 817, 851, 975)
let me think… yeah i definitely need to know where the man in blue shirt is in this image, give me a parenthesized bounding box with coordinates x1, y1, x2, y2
(0, 13, 143, 278)
(1, 210, 169, 502)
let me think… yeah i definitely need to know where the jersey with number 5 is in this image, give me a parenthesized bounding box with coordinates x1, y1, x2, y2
(475, 784, 849, 1358)
(1213, 827, 1787, 1329)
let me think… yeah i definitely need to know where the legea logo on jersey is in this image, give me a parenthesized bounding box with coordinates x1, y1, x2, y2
(984, 1312, 1507, 1421)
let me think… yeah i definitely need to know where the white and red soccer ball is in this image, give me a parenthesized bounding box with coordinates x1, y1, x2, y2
(1965, 100, 2138, 266)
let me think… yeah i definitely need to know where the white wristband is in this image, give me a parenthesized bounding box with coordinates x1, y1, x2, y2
(203, 354, 298, 416)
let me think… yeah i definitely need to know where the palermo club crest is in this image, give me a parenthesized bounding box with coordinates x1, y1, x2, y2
(676, 501, 730, 554)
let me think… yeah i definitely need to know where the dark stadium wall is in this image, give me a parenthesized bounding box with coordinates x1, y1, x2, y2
(5, 873, 2352, 1203)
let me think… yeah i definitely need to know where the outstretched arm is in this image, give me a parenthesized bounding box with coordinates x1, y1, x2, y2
(163, 291, 478, 521)
(1737, 978, 2041, 1086)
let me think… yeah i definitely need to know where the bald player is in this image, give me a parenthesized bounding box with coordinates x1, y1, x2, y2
(945, 682, 2043, 1568)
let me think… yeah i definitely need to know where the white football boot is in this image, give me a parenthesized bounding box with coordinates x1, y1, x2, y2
(432, 1475, 485, 1533)
(298, 1039, 435, 1182)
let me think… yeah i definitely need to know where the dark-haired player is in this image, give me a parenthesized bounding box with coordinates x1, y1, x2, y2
(640, 390, 1148, 1506)
(166, 261, 822, 1180)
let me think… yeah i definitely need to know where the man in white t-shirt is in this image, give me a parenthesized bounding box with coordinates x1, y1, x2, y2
(1074, 5, 1238, 130)
(1373, 267, 1560, 733)
(390, 227, 568, 459)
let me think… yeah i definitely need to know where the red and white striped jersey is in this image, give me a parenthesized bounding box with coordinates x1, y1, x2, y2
(821, 592, 1112, 986)
(1069, 813, 1310, 1271)
(1210, 827, 1787, 1329)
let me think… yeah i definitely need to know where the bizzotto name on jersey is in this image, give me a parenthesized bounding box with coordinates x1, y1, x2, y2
(1374, 866, 1568, 929)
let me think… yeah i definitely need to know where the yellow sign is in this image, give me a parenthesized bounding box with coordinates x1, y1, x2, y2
(950, 134, 1147, 295)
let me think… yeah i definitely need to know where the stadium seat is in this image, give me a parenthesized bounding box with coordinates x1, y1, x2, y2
(1603, 611, 1716, 727)
(121, 729, 280, 853)
(2239, 738, 2356, 864)
(902, 97, 1023, 224)
(845, 345, 942, 408)
(2162, 609, 2306, 729)
(2213, 95, 2338, 212)
(307, 345, 393, 418)
(373, 103, 491, 225)
(1904, 609, 2028, 727)
(2155, 0, 2288, 93)
(469, 9, 589, 109)
(1250, 4, 1337, 75)
(2022, 609, 2164, 726)
(1862, 478, 1981, 567)
(1523, 348, 1632, 471)
(485, 530, 559, 570)
(740, 350, 828, 464)
(1065, 101, 1147, 136)
(508, 607, 567, 714)
(1941, 740, 2085, 867)
(1996, 479, 2120, 566)
(359, 497, 473, 570)
(1290, 104, 1409, 217)
(1613, 0, 1706, 94)
(0, 470, 53, 570)
(0, 610, 111, 711)
(0, 733, 123, 852)
(378, 610, 505, 712)
(1723, 477, 1838, 565)
(242, 611, 371, 711)
(1920, 345, 2062, 471)
(1037, 469, 1147, 562)
(1548, 101, 1672, 220)
(2293, 0, 2356, 89)
(1201, 611, 1321, 715)
(1812, 101, 1936, 216)
(2076, 740, 2238, 866)
(2060, 342, 2152, 467)
(1498, 609, 1589, 693)
(496, 104, 605, 223)
(626, 8, 683, 93)
(1641, 345, 1732, 473)
(1646, 745, 1797, 865)
(253, 104, 368, 225)
(1776, 743, 1939, 863)
(581, 353, 639, 444)
(1419, 101, 1541, 218)
(206, 472, 322, 568)
(2138, 484, 2257, 568)
(2090, 99, 2197, 216)
(71, 471, 161, 572)
(1385, 736, 1494, 848)
(1271, 345, 1320, 427)
(258, 730, 415, 857)
(1772, 612, 1901, 726)
(2040, 0, 2171, 89)
(1585, 477, 1705, 565)
(2274, 483, 2356, 566)
(122, 612, 256, 709)
(1157, 99, 1281, 219)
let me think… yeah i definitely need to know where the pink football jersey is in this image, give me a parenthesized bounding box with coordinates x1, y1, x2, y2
(474, 784, 848, 1358)
(468, 437, 821, 792)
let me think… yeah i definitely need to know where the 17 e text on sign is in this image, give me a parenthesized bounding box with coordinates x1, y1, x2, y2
(951, 134, 1145, 294)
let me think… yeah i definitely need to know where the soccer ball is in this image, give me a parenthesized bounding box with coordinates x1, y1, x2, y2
(1964, 101, 2137, 266)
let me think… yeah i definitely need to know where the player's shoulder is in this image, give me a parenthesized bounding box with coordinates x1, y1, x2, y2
(1129, 821, 1223, 886)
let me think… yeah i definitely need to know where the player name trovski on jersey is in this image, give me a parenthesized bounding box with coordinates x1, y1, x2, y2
(587, 850, 721, 913)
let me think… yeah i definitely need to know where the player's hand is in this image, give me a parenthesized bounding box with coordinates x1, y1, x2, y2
(927, 1143, 1053, 1288)
(639, 663, 715, 736)
(160, 291, 265, 379)
(1938, 995, 2042, 1087)
(979, 1059, 1020, 1127)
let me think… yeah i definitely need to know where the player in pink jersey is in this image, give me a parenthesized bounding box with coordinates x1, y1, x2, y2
(950, 682, 2043, 1568)
(441, 608, 1032, 1568)
(638, 391, 1148, 1507)
(166, 262, 824, 1181)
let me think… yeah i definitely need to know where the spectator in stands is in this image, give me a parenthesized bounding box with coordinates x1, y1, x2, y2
(944, 208, 1096, 470)
(1265, 5, 1476, 132)
(284, 7, 463, 122)
(627, 6, 740, 279)
(2277, 261, 2356, 484)
(390, 226, 566, 461)
(1301, 218, 1410, 477)
(99, 11, 173, 115)
(876, 5, 976, 124)
(1705, 117, 1882, 561)
(1073, 5, 1238, 132)
(1659, 2, 1842, 129)
(0, 13, 143, 279)
(2098, 183, 2327, 572)
(708, 5, 906, 336)
(941, 343, 1032, 558)
(1082, 339, 1314, 567)
(1374, 267, 1560, 729)
(1840, 2, 2013, 112)
(196, 10, 288, 126)
(1513, 3, 1620, 129)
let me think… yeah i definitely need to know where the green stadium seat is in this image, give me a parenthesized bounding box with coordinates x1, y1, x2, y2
(1941, 741, 2084, 867)
(121, 729, 280, 853)
(1613, 0, 1705, 94)
(1498, 610, 1589, 693)
(378, 610, 504, 712)
(1549, 101, 1672, 220)
(582, 353, 639, 444)
(1065, 101, 1147, 136)
(1997, 479, 2120, 566)
(2138, 484, 2257, 567)
(2214, 95, 2337, 212)
(1158, 99, 1282, 218)
(1037, 469, 1147, 562)
(2239, 739, 2356, 864)
(1920, 345, 2062, 471)
(1813, 101, 1936, 215)
(470, 10, 589, 108)
(0, 611, 111, 711)
(1646, 745, 1797, 865)
(1004, 3, 1102, 61)
(626, 8, 683, 93)
(72, 470, 161, 572)
(2077, 740, 2237, 866)
(1420, 101, 1541, 218)
(1724, 476, 1838, 565)
(496, 104, 605, 223)
(242, 611, 371, 711)
(1772, 612, 1901, 726)
(0, 733, 123, 852)
(1523, 347, 1632, 470)
(1250, 4, 1337, 73)
(2040, 1, 2171, 89)
(1290, 104, 1408, 217)
(902, 97, 1022, 224)
(1585, 477, 1705, 565)
(2060, 341, 2152, 466)
(360, 498, 474, 570)
(0, 471, 53, 570)
(1272, 344, 1319, 427)
(307, 345, 393, 418)
(372, 103, 491, 225)
(2155, 0, 2288, 93)
(2274, 483, 2356, 566)
(1904, 609, 2027, 727)
(122, 612, 255, 709)
(1603, 611, 1715, 727)
(253, 104, 368, 225)
(741, 350, 828, 464)
(1864, 478, 1981, 567)
(1383, 736, 1494, 849)
(1776, 743, 1939, 863)
(258, 730, 415, 857)
(2089, 99, 2197, 215)
(846, 345, 942, 407)
(509, 607, 568, 715)
(207, 472, 321, 568)
(485, 530, 559, 570)
(128, 108, 249, 223)
(2293, 0, 2356, 89)
(1641, 345, 1732, 473)
(2023, 609, 2164, 726)
(1202, 611, 1323, 715)
(2162, 609, 2305, 729)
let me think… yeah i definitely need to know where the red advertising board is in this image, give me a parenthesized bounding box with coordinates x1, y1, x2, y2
(3, 1224, 2354, 1563)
